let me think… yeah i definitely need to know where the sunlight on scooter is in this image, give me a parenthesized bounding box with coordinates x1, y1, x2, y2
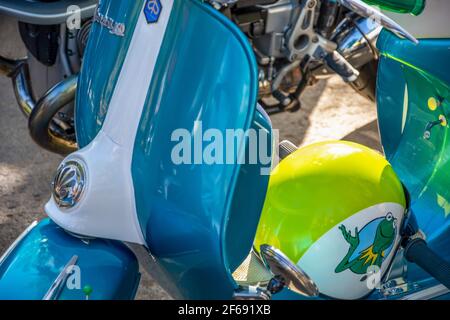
(0, 0, 450, 301)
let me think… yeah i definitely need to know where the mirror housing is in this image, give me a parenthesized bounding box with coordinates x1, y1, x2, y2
(260, 245, 319, 297)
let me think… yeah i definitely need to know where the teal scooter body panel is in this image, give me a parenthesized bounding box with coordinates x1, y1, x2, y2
(130, 0, 270, 299)
(75, 0, 144, 146)
(0, 219, 140, 300)
(75, 0, 270, 299)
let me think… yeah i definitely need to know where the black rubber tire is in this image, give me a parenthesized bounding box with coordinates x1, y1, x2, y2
(349, 59, 378, 102)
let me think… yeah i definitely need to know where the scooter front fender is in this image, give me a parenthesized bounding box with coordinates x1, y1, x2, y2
(0, 219, 140, 300)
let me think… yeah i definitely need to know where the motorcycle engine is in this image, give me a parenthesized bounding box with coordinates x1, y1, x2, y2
(217, 0, 342, 111)
(224, 1, 303, 96)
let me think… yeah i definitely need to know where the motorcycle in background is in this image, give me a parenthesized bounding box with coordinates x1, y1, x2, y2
(0, 0, 381, 155)
(214, 0, 382, 113)
(0, 0, 96, 155)
(0, 0, 449, 301)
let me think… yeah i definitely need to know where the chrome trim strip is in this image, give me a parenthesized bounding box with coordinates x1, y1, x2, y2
(43, 255, 79, 300)
(125, 243, 177, 299)
(400, 284, 450, 300)
(0, 220, 38, 265)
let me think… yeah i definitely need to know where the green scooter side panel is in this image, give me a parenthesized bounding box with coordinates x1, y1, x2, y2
(377, 31, 450, 277)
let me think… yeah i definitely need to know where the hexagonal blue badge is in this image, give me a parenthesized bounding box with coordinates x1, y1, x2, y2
(144, 0, 162, 24)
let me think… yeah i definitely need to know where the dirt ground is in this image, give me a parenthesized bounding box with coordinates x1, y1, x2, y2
(0, 15, 380, 299)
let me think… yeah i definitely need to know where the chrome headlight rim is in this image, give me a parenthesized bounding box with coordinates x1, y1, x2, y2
(52, 159, 86, 210)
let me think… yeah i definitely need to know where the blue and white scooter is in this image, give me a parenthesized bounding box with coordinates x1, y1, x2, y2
(1, 0, 450, 300)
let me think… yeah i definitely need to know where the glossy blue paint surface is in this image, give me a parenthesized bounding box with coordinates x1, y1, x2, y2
(76, 0, 145, 147)
(0, 219, 140, 300)
(377, 31, 450, 287)
(224, 110, 272, 272)
(131, 0, 268, 299)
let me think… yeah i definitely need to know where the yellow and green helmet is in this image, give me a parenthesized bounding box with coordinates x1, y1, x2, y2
(255, 141, 406, 299)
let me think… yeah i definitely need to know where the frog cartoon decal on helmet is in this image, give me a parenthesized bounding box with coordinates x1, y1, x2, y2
(335, 212, 397, 275)
(255, 141, 406, 300)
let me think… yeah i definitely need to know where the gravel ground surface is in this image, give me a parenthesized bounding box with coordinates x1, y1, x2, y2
(0, 15, 380, 300)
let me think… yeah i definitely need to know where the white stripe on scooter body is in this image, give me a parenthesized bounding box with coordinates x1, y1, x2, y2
(45, 0, 175, 244)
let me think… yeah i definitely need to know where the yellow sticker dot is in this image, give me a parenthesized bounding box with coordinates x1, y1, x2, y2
(439, 115, 447, 127)
(428, 97, 439, 111)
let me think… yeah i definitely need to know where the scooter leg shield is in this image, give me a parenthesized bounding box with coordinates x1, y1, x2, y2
(0, 219, 140, 300)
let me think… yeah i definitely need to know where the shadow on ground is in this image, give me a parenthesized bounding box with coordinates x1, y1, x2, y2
(343, 120, 383, 153)
(271, 80, 327, 146)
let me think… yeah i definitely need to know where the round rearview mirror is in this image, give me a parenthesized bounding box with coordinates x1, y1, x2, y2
(260, 244, 319, 297)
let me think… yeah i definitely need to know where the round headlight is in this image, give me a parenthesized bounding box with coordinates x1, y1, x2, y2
(52, 160, 86, 209)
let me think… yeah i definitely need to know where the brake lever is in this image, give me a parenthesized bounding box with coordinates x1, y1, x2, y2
(338, 0, 419, 44)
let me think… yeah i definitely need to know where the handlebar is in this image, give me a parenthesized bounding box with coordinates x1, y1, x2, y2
(404, 238, 450, 290)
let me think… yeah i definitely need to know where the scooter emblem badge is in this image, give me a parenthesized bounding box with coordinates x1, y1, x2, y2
(144, 0, 162, 24)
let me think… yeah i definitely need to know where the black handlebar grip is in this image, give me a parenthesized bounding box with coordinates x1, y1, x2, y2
(404, 238, 450, 290)
(324, 51, 360, 83)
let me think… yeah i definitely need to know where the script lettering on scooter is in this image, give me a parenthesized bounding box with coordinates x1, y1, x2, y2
(93, 7, 126, 37)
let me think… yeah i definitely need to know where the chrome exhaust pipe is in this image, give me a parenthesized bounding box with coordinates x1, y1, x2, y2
(1, 55, 35, 116)
(1, 55, 78, 155)
(11, 62, 36, 117)
(28, 74, 78, 155)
